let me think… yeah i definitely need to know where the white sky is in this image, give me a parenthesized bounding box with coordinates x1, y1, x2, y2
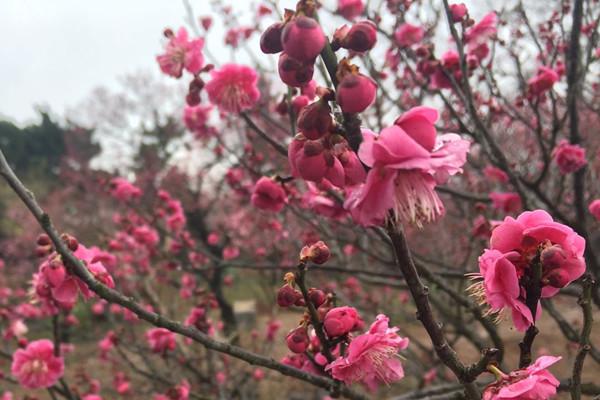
(0, 0, 220, 125)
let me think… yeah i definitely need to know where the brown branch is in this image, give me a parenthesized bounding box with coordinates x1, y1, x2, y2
(0, 148, 367, 400)
(571, 275, 595, 400)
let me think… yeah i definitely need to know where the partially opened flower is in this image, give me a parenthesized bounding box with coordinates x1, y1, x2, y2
(483, 356, 561, 400)
(345, 107, 470, 227)
(12, 339, 64, 389)
(205, 63, 260, 113)
(528, 66, 559, 97)
(156, 27, 204, 78)
(325, 314, 409, 391)
(552, 140, 587, 174)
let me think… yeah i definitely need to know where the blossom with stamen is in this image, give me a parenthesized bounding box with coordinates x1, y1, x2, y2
(11, 339, 64, 389)
(205, 63, 260, 113)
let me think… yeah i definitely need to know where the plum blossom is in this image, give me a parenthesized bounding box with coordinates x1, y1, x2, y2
(183, 104, 213, 139)
(483, 356, 561, 400)
(109, 178, 142, 202)
(156, 27, 204, 78)
(251, 177, 287, 212)
(394, 23, 424, 47)
(528, 66, 559, 96)
(323, 306, 364, 337)
(11, 339, 64, 389)
(552, 140, 587, 174)
(325, 314, 409, 391)
(589, 199, 600, 220)
(345, 107, 470, 227)
(473, 210, 585, 331)
(205, 64, 260, 113)
(337, 0, 365, 20)
(146, 328, 176, 354)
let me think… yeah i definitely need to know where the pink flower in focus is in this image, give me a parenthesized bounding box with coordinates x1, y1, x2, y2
(552, 140, 587, 174)
(11, 339, 64, 389)
(145, 328, 176, 353)
(109, 178, 142, 202)
(251, 177, 287, 212)
(394, 23, 424, 47)
(483, 356, 561, 400)
(345, 107, 470, 226)
(490, 192, 522, 213)
(475, 210, 586, 331)
(528, 66, 559, 96)
(589, 199, 600, 220)
(205, 64, 260, 113)
(156, 27, 204, 78)
(337, 0, 365, 20)
(325, 314, 409, 391)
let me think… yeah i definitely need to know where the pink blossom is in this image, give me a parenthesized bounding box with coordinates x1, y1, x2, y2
(394, 23, 425, 47)
(490, 192, 522, 213)
(552, 140, 587, 174)
(325, 315, 409, 391)
(465, 12, 497, 45)
(205, 64, 260, 113)
(589, 199, 600, 220)
(222, 246, 240, 260)
(11, 339, 64, 389)
(477, 210, 586, 330)
(146, 328, 176, 353)
(251, 177, 287, 212)
(345, 107, 470, 226)
(337, 0, 365, 20)
(528, 66, 559, 96)
(183, 104, 213, 139)
(156, 27, 204, 78)
(483, 166, 509, 183)
(109, 178, 142, 202)
(483, 356, 561, 400)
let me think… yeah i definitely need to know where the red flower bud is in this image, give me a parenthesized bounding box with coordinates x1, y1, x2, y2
(300, 241, 331, 265)
(286, 326, 309, 353)
(341, 21, 377, 52)
(308, 288, 327, 307)
(282, 17, 326, 62)
(277, 285, 302, 307)
(260, 22, 284, 54)
(278, 53, 315, 87)
(297, 100, 333, 140)
(336, 73, 377, 114)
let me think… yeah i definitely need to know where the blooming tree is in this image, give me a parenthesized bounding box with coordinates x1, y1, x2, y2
(0, 0, 600, 399)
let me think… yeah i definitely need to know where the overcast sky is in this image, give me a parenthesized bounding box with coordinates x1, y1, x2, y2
(0, 0, 223, 125)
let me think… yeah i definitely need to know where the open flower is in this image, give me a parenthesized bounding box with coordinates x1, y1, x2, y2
(205, 64, 260, 113)
(11, 339, 64, 389)
(552, 140, 587, 174)
(472, 210, 586, 331)
(325, 314, 409, 391)
(345, 107, 470, 227)
(156, 27, 204, 78)
(483, 356, 561, 400)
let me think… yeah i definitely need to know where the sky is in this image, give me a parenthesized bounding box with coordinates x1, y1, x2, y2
(0, 0, 219, 125)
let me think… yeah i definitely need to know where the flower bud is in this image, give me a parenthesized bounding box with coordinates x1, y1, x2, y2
(341, 21, 377, 52)
(545, 269, 570, 289)
(286, 326, 310, 353)
(277, 285, 302, 307)
(308, 288, 327, 307)
(540, 244, 567, 270)
(282, 17, 326, 62)
(278, 53, 315, 87)
(297, 100, 333, 140)
(450, 3, 468, 23)
(323, 306, 362, 337)
(300, 241, 331, 265)
(260, 22, 284, 54)
(336, 73, 377, 113)
(36, 234, 51, 246)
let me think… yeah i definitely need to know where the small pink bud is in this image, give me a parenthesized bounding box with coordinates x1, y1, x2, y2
(341, 20, 377, 52)
(278, 53, 315, 87)
(449, 3, 468, 23)
(282, 17, 326, 62)
(336, 74, 377, 113)
(297, 100, 333, 140)
(323, 306, 362, 337)
(260, 22, 284, 54)
(286, 326, 310, 353)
